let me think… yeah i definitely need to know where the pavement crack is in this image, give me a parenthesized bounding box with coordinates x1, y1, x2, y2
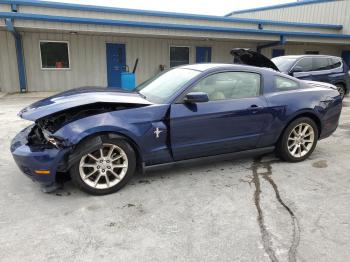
(250, 157, 300, 262)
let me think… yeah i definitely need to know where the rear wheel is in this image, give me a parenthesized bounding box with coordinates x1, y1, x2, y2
(70, 136, 136, 195)
(277, 117, 318, 162)
(335, 83, 346, 99)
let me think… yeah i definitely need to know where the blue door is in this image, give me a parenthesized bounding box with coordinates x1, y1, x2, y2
(106, 43, 126, 88)
(272, 49, 285, 58)
(342, 51, 350, 66)
(169, 71, 271, 161)
(170, 98, 269, 160)
(196, 47, 212, 63)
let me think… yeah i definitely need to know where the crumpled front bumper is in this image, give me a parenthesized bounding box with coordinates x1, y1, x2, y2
(10, 125, 69, 186)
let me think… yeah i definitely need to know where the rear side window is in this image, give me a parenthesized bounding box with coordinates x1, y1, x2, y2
(329, 58, 342, 69)
(275, 76, 299, 91)
(293, 58, 313, 72)
(312, 57, 331, 71)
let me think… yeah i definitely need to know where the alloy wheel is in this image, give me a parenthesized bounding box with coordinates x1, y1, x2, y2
(79, 143, 128, 189)
(287, 123, 315, 158)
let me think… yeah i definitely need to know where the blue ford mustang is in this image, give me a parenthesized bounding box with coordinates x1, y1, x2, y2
(11, 62, 342, 195)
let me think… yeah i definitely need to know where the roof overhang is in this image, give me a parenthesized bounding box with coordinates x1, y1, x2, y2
(225, 0, 337, 17)
(0, 0, 343, 30)
(0, 11, 349, 42)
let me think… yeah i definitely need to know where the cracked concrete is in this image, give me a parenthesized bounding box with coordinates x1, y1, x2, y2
(0, 94, 350, 262)
(247, 157, 300, 262)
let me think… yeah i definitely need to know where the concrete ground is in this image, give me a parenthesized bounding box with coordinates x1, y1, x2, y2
(0, 93, 349, 262)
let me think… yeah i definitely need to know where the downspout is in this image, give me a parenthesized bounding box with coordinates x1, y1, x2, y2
(4, 4, 27, 92)
(257, 35, 287, 54)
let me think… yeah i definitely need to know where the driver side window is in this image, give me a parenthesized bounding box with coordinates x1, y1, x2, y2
(191, 71, 261, 101)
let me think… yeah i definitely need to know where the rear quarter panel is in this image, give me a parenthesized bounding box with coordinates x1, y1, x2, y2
(258, 83, 341, 147)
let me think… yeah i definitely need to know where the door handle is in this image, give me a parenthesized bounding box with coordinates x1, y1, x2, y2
(250, 104, 263, 109)
(249, 104, 264, 113)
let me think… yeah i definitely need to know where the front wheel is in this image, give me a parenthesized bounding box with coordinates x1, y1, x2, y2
(277, 117, 318, 162)
(70, 136, 136, 195)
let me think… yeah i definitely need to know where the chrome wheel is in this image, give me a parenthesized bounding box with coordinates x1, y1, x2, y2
(287, 123, 315, 158)
(79, 143, 128, 189)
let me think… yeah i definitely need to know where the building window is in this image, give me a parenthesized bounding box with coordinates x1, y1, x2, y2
(170, 46, 189, 67)
(305, 50, 319, 55)
(40, 41, 70, 69)
(272, 49, 285, 58)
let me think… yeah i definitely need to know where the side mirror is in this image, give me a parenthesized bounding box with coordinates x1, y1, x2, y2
(184, 92, 209, 103)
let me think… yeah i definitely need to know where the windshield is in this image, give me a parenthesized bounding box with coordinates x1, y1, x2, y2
(136, 68, 200, 103)
(271, 57, 297, 72)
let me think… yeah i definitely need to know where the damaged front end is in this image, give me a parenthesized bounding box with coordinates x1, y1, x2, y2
(12, 103, 148, 191)
(27, 102, 135, 150)
(11, 87, 154, 191)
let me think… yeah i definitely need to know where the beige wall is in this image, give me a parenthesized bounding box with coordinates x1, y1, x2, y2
(0, 31, 345, 93)
(0, 30, 19, 93)
(20, 31, 257, 92)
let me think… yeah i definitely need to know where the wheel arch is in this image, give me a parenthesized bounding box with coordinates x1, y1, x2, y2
(278, 112, 322, 143)
(66, 131, 144, 173)
(334, 81, 347, 91)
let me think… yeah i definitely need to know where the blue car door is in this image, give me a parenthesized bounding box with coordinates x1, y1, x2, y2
(170, 71, 271, 161)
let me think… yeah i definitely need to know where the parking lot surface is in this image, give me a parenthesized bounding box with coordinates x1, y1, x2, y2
(0, 93, 349, 262)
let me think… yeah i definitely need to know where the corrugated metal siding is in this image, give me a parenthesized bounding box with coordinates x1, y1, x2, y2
(13, 19, 284, 42)
(0, 3, 11, 12)
(22, 32, 107, 92)
(232, 0, 350, 33)
(0, 30, 19, 92)
(17, 6, 255, 30)
(13, 19, 350, 45)
(18, 31, 257, 92)
(11, 31, 345, 93)
(16, 5, 340, 34)
(0, 4, 10, 28)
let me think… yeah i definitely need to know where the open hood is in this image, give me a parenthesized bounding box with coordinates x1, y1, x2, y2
(230, 48, 280, 71)
(19, 87, 152, 121)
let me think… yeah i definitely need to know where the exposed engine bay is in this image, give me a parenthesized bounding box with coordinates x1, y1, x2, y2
(27, 102, 146, 148)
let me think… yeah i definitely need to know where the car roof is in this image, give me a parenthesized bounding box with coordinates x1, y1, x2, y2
(179, 63, 276, 73)
(273, 55, 341, 59)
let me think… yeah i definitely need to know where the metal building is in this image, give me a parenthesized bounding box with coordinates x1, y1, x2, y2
(0, 0, 349, 93)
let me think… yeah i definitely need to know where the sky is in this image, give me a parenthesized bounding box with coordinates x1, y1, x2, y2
(44, 0, 294, 16)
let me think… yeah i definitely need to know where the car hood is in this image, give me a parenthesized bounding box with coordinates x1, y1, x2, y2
(19, 87, 152, 121)
(230, 48, 280, 71)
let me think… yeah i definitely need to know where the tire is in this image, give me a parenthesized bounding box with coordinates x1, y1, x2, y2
(276, 117, 318, 162)
(335, 83, 346, 99)
(69, 135, 136, 195)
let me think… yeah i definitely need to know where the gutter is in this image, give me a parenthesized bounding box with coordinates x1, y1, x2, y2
(4, 4, 27, 92)
(257, 35, 287, 53)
